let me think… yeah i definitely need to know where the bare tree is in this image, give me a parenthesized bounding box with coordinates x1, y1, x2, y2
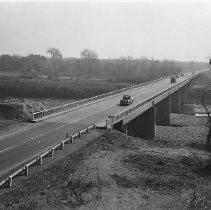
(47, 48, 62, 58)
(80, 48, 98, 59)
(78, 48, 100, 78)
(201, 94, 211, 145)
(208, 57, 211, 72)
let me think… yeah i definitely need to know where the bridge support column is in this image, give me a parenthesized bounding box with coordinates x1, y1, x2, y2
(171, 91, 181, 113)
(156, 96, 171, 126)
(126, 107, 156, 140)
(180, 87, 186, 107)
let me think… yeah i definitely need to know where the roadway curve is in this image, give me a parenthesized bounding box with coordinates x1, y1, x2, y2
(0, 75, 192, 178)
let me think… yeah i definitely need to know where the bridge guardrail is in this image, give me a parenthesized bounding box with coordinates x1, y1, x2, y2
(106, 73, 199, 128)
(0, 124, 96, 188)
(32, 75, 176, 121)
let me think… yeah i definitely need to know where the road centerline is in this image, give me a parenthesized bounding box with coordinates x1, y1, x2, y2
(0, 146, 14, 154)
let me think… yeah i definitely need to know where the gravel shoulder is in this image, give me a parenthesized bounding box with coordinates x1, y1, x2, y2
(0, 113, 211, 210)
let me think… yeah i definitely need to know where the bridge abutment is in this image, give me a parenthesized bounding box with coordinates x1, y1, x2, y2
(125, 107, 156, 140)
(113, 120, 124, 132)
(156, 96, 171, 126)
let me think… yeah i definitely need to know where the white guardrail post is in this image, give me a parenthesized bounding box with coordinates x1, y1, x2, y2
(38, 156, 43, 165)
(60, 141, 65, 150)
(24, 165, 29, 176)
(70, 136, 73, 144)
(50, 149, 54, 157)
(8, 176, 12, 188)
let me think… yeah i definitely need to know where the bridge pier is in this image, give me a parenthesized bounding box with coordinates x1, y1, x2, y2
(171, 91, 181, 113)
(180, 87, 186, 106)
(125, 107, 156, 140)
(171, 87, 186, 113)
(156, 96, 171, 126)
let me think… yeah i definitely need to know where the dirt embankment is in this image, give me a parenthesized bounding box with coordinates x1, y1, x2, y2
(0, 113, 211, 210)
(0, 98, 45, 135)
(0, 98, 75, 121)
(0, 98, 75, 135)
(0, 101, 42, 122)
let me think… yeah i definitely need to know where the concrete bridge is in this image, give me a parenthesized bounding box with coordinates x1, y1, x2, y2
(0, 69, 208, 179)
(107, 79, 187, 140)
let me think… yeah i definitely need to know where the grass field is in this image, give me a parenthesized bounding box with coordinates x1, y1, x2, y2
(0, 77, 130, 99)
(186, 71, 211, 104)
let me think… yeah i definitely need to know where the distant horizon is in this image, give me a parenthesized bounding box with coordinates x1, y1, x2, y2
(1, 2, 211, 63)
(0, 52, 207, 63)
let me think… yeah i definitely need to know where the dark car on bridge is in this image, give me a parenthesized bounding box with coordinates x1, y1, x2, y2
(171, 76, 176, 83)
(120, 95, 134, 106)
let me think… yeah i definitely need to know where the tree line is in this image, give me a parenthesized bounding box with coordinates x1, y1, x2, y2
(0, 48, 183, 83)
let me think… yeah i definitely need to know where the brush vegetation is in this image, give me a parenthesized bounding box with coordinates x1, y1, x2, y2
(0, 77, 129, 99)
(0, 53, 207, 99)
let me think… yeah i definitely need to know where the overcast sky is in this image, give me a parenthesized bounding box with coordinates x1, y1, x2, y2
(0, 1, 211, 61)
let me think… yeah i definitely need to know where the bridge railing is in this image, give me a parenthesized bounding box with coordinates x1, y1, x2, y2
(32, 75, 174, 121)
(106, 75, 195, 128)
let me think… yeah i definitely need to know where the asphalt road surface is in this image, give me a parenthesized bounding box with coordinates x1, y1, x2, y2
(0, 75, 191, 178)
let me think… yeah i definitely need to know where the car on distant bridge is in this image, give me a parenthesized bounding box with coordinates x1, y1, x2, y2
(171, 76, 176, 83)
(120, 95, 134, 106)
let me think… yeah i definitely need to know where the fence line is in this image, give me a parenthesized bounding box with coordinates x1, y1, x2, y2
(0, 124, 96, 188)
